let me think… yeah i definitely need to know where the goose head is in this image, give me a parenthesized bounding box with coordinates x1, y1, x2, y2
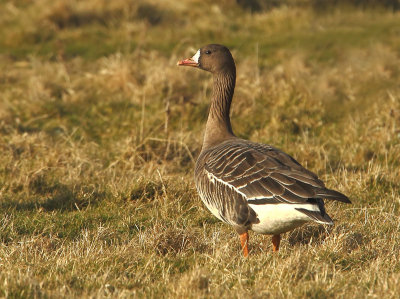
(178, 44, 235, 74)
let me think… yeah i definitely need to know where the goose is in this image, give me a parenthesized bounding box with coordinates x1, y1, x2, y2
(177, 44, 350, 257)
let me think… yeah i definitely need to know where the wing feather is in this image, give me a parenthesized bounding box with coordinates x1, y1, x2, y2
(201, 140, 349, 205)
(195, 139, 350, 228)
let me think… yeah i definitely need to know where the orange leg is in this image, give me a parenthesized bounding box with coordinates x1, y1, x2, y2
(239, 231, 249, 257)
(272, 234, 281, 252)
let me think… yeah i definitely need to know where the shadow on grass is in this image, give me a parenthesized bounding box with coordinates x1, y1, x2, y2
(288, 225, 333, 247)
(2, 175, 106, 212)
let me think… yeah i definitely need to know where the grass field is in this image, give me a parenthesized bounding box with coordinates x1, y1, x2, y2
(1, 0, 400, 297)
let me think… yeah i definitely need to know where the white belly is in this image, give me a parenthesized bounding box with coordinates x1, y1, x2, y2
(249, 203, 319, 235)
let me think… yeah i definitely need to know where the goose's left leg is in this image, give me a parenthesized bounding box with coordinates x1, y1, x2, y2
(272, 234, 281, 252)
(239, 231, 249, 257)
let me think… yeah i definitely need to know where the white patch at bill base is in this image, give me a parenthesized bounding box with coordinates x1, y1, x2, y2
(192, 49, 201, 63)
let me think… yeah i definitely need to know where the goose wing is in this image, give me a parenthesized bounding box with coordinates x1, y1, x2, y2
(195, 140, 350, 230)
(202, 140, 350, 206)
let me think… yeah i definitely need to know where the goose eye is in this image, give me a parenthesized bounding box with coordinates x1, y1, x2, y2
(205, 50, 212, 55)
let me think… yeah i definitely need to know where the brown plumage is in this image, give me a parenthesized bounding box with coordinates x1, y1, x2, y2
(178, 44, 350, 257)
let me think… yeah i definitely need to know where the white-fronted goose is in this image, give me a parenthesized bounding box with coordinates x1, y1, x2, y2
(178, 44, 351, 257)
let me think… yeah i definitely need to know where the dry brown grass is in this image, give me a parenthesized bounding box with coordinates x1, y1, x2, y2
(1, 0, 400, 298)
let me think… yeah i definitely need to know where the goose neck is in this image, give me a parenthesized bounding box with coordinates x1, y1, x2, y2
(202, 70, 236, 149)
